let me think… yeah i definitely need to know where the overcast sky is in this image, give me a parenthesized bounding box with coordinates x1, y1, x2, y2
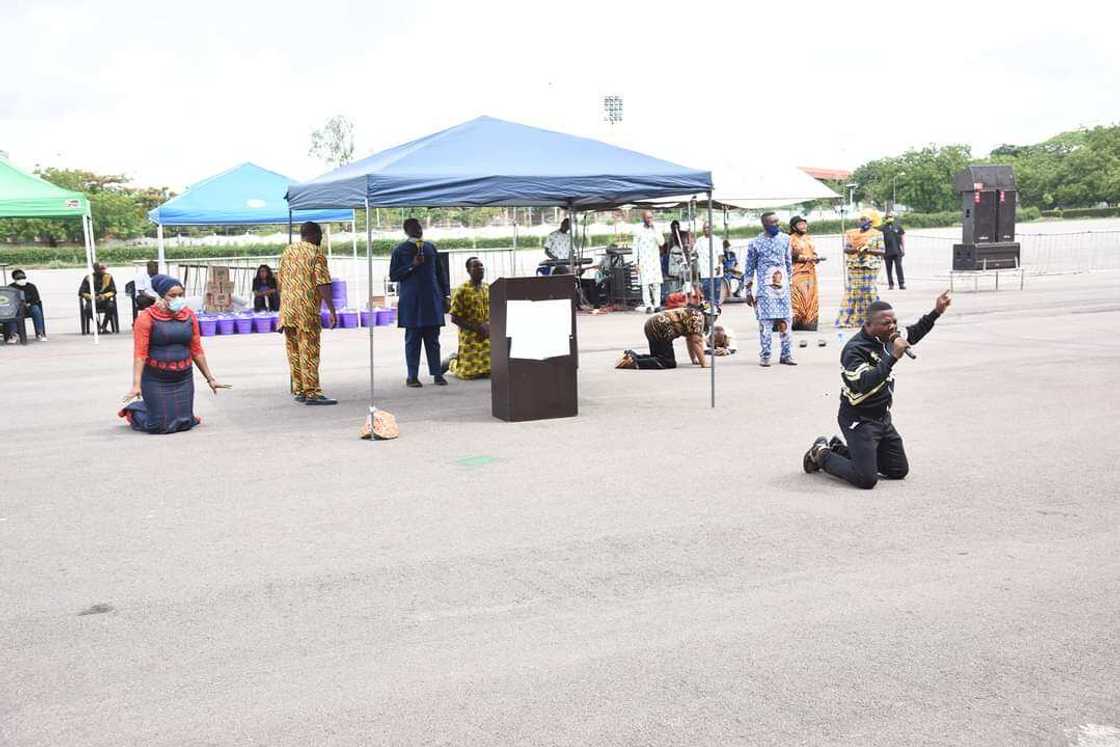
(3, 0, 1118, 190)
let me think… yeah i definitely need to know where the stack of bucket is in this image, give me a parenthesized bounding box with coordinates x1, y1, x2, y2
(197, 311, 280, 337)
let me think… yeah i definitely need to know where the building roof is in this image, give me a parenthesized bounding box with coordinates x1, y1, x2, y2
(799, 167, 852, 182)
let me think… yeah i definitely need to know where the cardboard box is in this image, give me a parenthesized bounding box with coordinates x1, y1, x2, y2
(208, 266, 231, 283)
(205, 280, 234, 295)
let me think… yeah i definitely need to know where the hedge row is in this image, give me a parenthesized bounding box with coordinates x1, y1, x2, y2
(1040, 206, 1120, 219)
(0, 208, 1051, 268)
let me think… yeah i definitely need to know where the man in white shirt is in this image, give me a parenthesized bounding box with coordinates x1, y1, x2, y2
(632, 210, 664, 313)
(134, 260, 160, 301)
(695, 223, 722, 304)
(543, 218, 572, 266)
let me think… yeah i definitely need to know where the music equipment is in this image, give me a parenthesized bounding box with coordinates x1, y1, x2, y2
(952, 165, 1021, 270)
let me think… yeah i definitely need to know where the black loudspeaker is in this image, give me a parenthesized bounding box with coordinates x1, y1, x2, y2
(953, 165, 1020, 270)
(953, 243, 1021, 271)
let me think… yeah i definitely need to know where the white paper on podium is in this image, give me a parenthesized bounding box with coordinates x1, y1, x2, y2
(506, 298, 571, 360)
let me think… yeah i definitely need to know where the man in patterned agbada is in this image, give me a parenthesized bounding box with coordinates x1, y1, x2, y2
(277, 221, 338, 405)
(445, 256, 491, 379)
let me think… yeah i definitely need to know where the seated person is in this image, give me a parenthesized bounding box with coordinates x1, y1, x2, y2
(618, 304, 710, 370)
(134, 260, 160, 302)
(4, 269, 47, 342)
(252, 264, 281, 311)
(444, 256, 491, 379)
(78, 263, 117, 332)
(721, 240, 746, 297)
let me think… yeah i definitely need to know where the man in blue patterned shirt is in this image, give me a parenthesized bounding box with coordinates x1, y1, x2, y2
(744, 212, 795, 367)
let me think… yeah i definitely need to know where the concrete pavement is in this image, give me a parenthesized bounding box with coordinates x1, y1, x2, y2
(1, 271, 1118, 745)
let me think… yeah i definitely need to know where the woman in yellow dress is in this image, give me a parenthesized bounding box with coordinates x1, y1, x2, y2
(835, 211, 885, 328)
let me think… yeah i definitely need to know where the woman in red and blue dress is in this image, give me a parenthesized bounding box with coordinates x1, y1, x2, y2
(119, 274, 224, 434)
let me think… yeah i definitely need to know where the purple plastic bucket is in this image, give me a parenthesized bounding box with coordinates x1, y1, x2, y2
(320, 310, 331, 328)
(375, 309, 392, 326)
(235, 317, 254, 334)
(385, 308, 397, 324)
(338, 310, 359, 328)
(217, 318, 235, 335)
(269, 314, 279, 331)
(360, 309, 375, 327)
(199, 318, 217, 337)
(252, 316, 271, 333)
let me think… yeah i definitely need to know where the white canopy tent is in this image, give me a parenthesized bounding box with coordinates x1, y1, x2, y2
(638, 161, 840, 211)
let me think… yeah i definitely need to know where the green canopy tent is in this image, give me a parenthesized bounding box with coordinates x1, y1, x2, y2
(0, 155, 100, 342)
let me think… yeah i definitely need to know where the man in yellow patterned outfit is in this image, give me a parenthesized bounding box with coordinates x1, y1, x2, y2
(445, 256, 491, 379)
(278, 222, 338, 405)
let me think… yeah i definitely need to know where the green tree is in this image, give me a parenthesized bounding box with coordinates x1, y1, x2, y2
(309, 115, 355, 167)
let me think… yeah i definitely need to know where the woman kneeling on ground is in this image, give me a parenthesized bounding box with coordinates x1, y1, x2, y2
(120, 274, 224, 434)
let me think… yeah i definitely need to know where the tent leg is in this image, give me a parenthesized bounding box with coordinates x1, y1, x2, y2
(707, 193, 714, 408)
(288, 210, 293, 245)
(351, 211, 359, 309)
(365, 199, 375, 419)
(83, 213, 98, 345)
(157, 223, 166, 273)
(326, 222, 332, 262)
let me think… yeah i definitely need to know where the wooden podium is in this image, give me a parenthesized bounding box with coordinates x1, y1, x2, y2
(490, 276, 578, 422)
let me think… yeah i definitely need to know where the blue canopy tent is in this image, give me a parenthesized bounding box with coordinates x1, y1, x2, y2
(285, 116, 717, 424)
(148, 163, 356, 300)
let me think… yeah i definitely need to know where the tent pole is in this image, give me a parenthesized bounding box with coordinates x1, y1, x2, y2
(365, 198, 375, 420)
(512, 211, 518, 278)
(288, 210, 293, 245)
(351, 210, 359, 309)
(157, 223, 166, 273)
(83, 212, 98, 344)
(707, 193, 715, 408)
(326, 222, 332, 261)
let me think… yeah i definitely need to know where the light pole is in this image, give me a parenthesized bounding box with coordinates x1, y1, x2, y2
(892, 171, 906, 210)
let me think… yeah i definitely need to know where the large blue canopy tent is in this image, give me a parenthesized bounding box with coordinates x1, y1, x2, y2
(148, 163, 355, 301)
(285, 115, 716, 425)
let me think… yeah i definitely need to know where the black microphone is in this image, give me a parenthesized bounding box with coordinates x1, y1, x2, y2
(891, 333, 917, 359)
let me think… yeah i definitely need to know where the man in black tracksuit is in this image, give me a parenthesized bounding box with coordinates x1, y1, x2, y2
(803, 291, 952, 489)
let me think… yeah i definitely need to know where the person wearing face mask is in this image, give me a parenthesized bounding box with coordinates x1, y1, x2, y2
(788, 216, 826, 345)
(119, 274, 224, 434)
(881, 211, 906, 290)
(744, 212, 796, 367)
(834, 211, 885, 328)
(4, 269, 46, 342)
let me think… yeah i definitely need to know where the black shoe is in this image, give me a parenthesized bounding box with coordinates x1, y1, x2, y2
(803, 436, 831, 473)
(304, 394, 337, 406)
(899, 285, 906, 290)
(406, 378, 423, 388)
(888, 285, 894, 290)
(829, 435, 850, 458)
(434, 375, 448, 386)
(293, 394, 307, 403)
(780, 358, 798, 366)
(440, 356, 454, 375)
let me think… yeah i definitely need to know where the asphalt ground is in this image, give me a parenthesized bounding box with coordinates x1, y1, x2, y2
(2, 270, 1118, 745)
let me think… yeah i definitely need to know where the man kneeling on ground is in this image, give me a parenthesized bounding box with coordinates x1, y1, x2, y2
(443, 256, 491, 379)
(803, 291, 952, 489)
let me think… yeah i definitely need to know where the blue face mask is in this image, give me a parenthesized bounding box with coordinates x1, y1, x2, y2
(765, 224, 781, 237)
(859, 220, 872, 231)
(168, 297, 187, 313)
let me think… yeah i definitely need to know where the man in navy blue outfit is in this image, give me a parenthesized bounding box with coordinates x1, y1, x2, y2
(389, 218, 451, 387)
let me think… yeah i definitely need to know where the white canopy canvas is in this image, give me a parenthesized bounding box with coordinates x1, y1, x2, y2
(641, 160, 840, 210)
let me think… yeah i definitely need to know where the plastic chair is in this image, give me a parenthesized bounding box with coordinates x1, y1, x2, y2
(0, 287, 28, 345)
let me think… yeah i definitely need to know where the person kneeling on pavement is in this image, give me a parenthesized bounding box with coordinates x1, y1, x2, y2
(803, 291, 952, 489)
(443, 256, 490, 380)
(617, 303, 711, 370)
